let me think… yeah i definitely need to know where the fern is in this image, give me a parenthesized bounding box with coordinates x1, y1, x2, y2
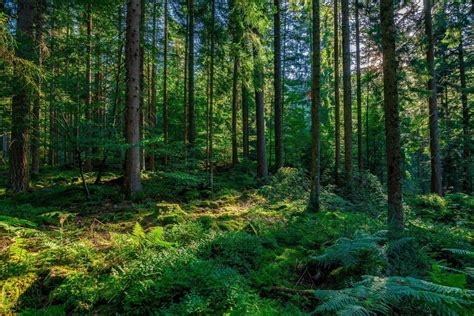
(312, 231, 387, 270)
(443, 248, 474, 258)
(314, 275, 474, 315)
(131, 223, 173, 248)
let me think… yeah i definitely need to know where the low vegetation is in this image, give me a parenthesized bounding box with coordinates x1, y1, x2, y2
(1, 167, 473, 315)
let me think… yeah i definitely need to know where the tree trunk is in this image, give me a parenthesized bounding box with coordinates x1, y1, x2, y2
(163, 0, 169, 165)
(209, 0, 215, 190)
(139, 0, 145, 171)
(9, 0, 35, 193)
(334, 0, 340, 185)
(31, 0, 46, 176)
(341, 0, 352, 182)
(148, 0, 157, 171)
(458, 40, 470, 193)
(253, 41, 268, 179)
(423, 0, 442, 195)
(242, 83, 250, 159)
(355, 0, 363, 171)
(231, 57, 239, 166)
(309, 0, 321, 212)
(187, 0, 196, 147)
(124, 0, 143, 197)
(84, 3, 93, 171)
(274, 0, 283, 170)
(380, 0, 403, 232)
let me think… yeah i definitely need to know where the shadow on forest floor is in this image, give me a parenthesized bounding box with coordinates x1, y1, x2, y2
(0, 166, 473, 314)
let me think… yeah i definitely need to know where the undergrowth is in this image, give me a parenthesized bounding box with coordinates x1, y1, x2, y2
(0, 166, 473, 315)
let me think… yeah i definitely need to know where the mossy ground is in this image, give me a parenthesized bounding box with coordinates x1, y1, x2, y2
(0, 166, 473, 315)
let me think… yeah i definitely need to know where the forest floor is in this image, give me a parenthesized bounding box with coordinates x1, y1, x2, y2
(0, 166, 473, 315)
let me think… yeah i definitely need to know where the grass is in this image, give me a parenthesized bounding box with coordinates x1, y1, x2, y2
(0, 166, 473, 314)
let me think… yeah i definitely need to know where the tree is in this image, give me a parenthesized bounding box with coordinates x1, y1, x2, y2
(355, 0, 363, 170)
(242, 83, 250, 159)
(230, 0, 240, 166)
(8, 0, 35, 193)
(147, 0, 158, 171)
(380, 0, 403, 231)
(187, 0, 196, 147)
(254, 38, 268, 179)
(124, 0, 143, 197)
(84, 3, 93, 171)
(341, 0, 352, 182)
(458, 39, 470, 193)
(208, 0, 215, 190)
(334, 0, 341, 184)
(163, 0, 169, 165)
(31, 0, 46, 176)
(309, 0, 321, 212)
(423, 0, 442, 195)
(274, 0, 283, 170)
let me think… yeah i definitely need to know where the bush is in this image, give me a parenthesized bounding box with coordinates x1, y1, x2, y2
(260, 168, 309, 202)
(200, 232, 264, 274)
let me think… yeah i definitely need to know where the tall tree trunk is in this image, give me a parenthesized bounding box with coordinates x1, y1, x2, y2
(139, 0, 145, 171)
(31, 0, 46, 176)
(187, 0, 196, 147)
(253, 40, 268, 179)
(458, 40, 470, 193)
(8, 0, 35, 192)
(309, 0, 321, 211)
(183, 11, 189, 147)
(209, 0, 215, 190)
(341, 0, 352, 182)
(355, 0, 363, 170)
(242, 83, 250, 159)
(124, 0, 143, 197)
(381, 0, 403, 231)
(274, 0, 283, 170)
(163, 0, 169, 165)
(334, 0, 341, 185)
(84, 3, 93, 171)
(231, 57, 239, 166)
(148, 0, 157, 171)
(424, 0, 442, 195)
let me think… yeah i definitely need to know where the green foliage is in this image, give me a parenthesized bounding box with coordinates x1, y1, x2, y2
(314, 275, 474, 316)
(260, 168, 309, 202)
(312, 231, 387, 275)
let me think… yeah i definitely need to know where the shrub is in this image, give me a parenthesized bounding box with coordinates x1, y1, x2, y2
(314, 275, 474, 315)
(260, 168, 309, 202)
(200, 232, 264, 274)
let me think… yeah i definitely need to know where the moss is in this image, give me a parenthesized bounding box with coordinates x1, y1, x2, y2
(0, 273, 38, 313)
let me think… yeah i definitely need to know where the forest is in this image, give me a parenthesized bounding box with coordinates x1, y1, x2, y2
(0, 0, 473, 314)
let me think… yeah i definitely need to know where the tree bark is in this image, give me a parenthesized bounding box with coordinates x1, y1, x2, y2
(163, 0, 169, 165)
(341, 0, 352, 182)
(8, 0, 35, 193)
(355, 0, 363, 171)
(231, 57, 239, 166)
(334, 0, 341, 185)
(139, 0, 145, 171)
(242, 83, 250, 159)
(380, 0, 403, 231)
(423, 0, 442, 195)
(187, 0, 196, 147)
(253, 40, 268, 179)
(148, 0, 158, 171)
(84, 3, 93, 171)
(124, 0, 143, 197)
(274, 0, 283, 170)
(31, 0, 46, 176)
(309, 0, 321, 212)
(458, 40, 470, 193)
(209, 0, 215, 190)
